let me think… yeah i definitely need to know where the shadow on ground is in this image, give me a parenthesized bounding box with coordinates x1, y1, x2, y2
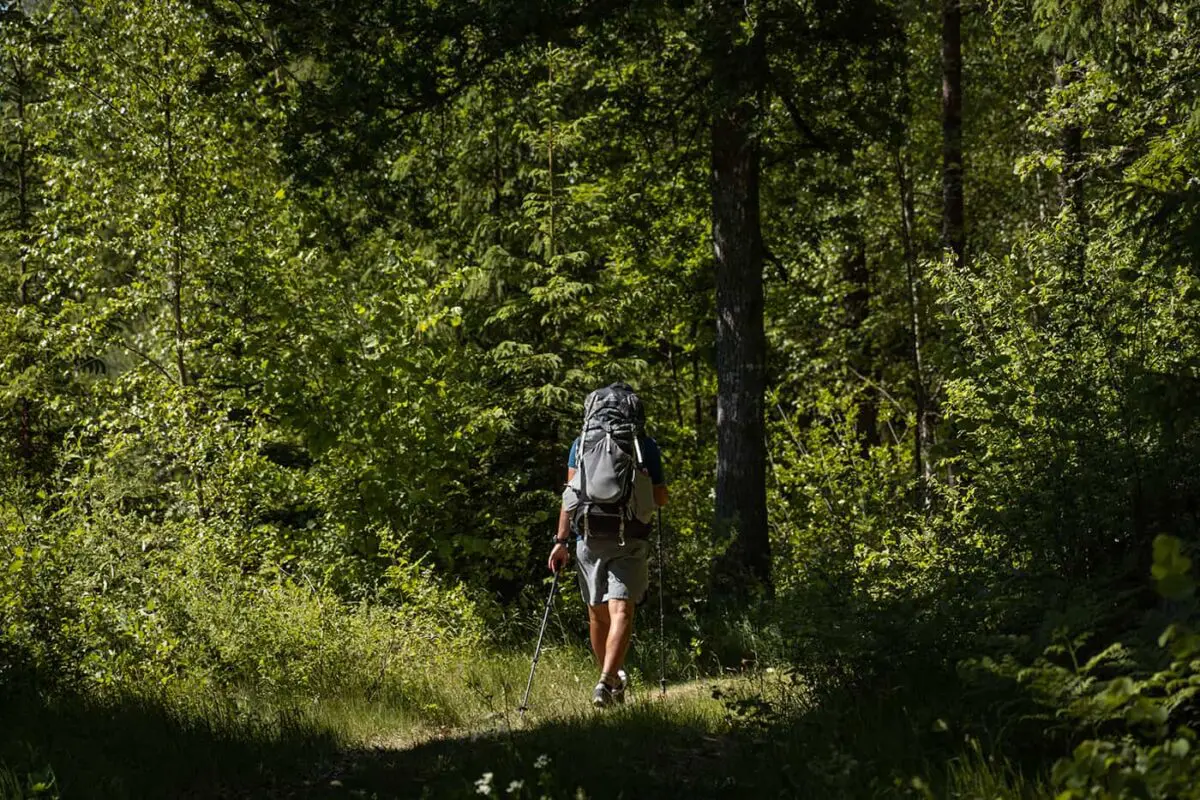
(2, 674, 1001, 799)
(1, 686, 794, 799)
(320, 705, 750, 799)
(0, 688, 340, 799)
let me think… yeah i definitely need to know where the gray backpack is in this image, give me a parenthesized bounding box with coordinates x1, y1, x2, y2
(563, 383, 656, 539)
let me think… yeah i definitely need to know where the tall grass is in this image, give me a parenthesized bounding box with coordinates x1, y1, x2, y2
(0, 764, 55, 800)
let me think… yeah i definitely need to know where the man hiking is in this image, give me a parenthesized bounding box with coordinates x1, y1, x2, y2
(548, 382, 668, 708)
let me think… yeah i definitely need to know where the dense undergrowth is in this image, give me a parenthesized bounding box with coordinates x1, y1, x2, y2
(3, 466, 1199, 799)
(3, 487, 1197, 799)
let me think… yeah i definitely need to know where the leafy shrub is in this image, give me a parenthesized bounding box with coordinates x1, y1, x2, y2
(970, 536, 1200, 799)
(175, 567, 482, 704)
(936, 225, 1200, 579)
(764, 385, 996, 690)
(0, 497, 483, 711)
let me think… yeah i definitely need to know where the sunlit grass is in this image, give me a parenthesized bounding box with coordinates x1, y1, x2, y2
(942, 744, 1043, 800)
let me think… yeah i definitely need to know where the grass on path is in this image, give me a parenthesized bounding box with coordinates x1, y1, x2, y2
(1, 648, 1045, 799)
(0, 649, 733, 799)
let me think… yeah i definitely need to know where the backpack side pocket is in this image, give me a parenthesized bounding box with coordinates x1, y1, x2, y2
(630, 470, 656, 524)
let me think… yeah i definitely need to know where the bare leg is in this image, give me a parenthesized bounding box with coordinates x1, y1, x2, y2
(602, 599, 635, 676)
(588, 603, 610, 667)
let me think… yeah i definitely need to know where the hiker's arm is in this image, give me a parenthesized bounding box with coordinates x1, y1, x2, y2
(548, 468, 576, 572)
(556, 467, 577, 540)
(642, 438, 667, 507)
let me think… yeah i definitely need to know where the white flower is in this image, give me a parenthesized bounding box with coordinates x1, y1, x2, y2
(506, 779, 525, 795)
(475, 772, 494, 795)
(534, 754, 550, 769)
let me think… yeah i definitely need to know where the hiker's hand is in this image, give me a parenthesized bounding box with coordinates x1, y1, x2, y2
(548, 543, 569, 573)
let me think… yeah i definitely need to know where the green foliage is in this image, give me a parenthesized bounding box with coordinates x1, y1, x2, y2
(965, 537, 1200, 799)
(937, 220, 1200, 577)
(0, 499, 482, 716)
(3, 0, 1200, 796)
(0, 764, 56, 800)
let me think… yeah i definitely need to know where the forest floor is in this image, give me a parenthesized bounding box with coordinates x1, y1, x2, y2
(3, 656, 808, 800)
(309, 676, 743, 799)
(2, 650, 1042, 798)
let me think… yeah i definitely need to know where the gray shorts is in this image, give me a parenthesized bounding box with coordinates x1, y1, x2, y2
(575, 535, 650, 607)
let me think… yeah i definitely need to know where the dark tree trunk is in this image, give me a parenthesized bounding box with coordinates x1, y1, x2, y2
(1054, 57, 1086, 280)
(941, 0, 964, 268)
(162, 38, 205, 515)
(842, 231, 879, 454)
(667, 339, 685, 429)
(710, 3, 769, 588)
(546, 45, 556, 261)
(163, 84, 189, 390)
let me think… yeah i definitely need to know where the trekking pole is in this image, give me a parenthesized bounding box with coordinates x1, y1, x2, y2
(519, 566, 560, 716)
(657, 507, 667, 696)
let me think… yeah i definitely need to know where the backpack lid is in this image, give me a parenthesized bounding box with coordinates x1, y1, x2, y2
(582, 383, 645, 435)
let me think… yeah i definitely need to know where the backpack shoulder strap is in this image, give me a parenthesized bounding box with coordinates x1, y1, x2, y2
(576, 390, 597, 520)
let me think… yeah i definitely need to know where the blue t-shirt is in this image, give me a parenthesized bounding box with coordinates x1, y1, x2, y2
(568, 436, 665, 485)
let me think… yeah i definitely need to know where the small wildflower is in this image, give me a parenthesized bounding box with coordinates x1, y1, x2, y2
(534, 754, 550, 769)
(475, 772, 494, 795)
(506, 779, 525, 795)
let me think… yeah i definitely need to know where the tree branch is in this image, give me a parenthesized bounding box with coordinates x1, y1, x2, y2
(116, 341, 179, 385)
(765, 63, 828, 151)
(847, 366, 907, 415)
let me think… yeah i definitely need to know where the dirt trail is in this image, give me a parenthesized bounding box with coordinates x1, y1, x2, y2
(365, 676, 730, 752)
(303, 677, 745, 798)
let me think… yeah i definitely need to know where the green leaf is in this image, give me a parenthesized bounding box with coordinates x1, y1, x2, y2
(1152, 535, 1194, 599)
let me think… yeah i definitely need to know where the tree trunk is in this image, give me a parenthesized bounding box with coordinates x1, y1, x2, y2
(710, 3, 769, 588)
(163, 85, 189, 390)
(1054, 56, 1086, 280)
(690, 320, 704, 448)
(545, 44, 556, 261)
(941, 0, 964, 269)
(667, 338, 685, 430)
(842, 230, 879, 454)
(162, 39, 204, 515)
(896, 149, 932, 509)
(11, 54, 35, 468)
